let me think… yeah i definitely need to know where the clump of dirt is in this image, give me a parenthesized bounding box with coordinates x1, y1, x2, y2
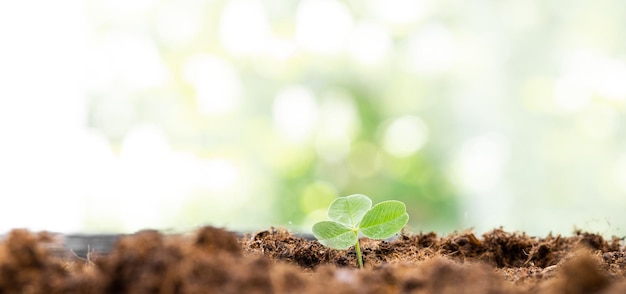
(0, 226, 625, 293)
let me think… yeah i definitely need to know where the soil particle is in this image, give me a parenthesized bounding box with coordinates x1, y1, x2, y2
(194, 226, 242, 256)
(535, 248, 612, 294)
(556, 249, 610, 293)
(0, 229, 68, 293)
(0, 226, 625, 293)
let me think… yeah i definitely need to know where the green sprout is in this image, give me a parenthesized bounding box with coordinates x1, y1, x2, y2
(312, 194, 409, 269)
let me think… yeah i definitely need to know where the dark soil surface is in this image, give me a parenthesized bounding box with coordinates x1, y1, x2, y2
(1, 227, 625, 293)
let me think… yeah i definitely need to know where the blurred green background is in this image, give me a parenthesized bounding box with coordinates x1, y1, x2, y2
(1, 0, 625, 236)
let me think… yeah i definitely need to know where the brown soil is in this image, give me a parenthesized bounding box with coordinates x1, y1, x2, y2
(0, 227, 625, 293)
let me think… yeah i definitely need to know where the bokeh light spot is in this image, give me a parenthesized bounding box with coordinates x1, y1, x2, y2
(595, 60, 626, 101)
(553, 74, 593, 113)
(406, 24, 457, 74)
(315, 90, 359, 162)
(183, 54, 242, 116)
(350, 21, 391, 66)
(219, 0, 271, 55)
(382, 115, 429, 158)
(272, 85, 319, 142)
(456, 133, 510, 192)
(369, 0, 428, 25)
(154, 2, 203, 48)
(295, 0, 353, 54)
(198, 158, 241, 192)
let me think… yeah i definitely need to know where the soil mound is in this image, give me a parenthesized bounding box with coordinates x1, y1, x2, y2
(0, 227, 625, 293)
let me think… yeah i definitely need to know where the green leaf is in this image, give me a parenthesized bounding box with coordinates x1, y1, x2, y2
(327, 194, 372, 228)
(359, 200, 409, 239)
(312, 221, 357, 250)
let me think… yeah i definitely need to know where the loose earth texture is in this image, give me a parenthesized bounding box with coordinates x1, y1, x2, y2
(0, 226, 625, 293)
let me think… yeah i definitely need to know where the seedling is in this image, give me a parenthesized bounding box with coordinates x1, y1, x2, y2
(312, 194, 409, 269)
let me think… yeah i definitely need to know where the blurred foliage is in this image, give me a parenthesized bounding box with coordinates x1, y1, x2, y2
(80, 0, 626, 235)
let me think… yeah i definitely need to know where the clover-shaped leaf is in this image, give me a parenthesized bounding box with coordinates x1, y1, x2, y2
(312, 221, 356, 249)
(327, 194, 371, 228)
(360, 201, 409, 239)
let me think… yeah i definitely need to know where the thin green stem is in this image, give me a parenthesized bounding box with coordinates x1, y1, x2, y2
(354, 231, 363, 269)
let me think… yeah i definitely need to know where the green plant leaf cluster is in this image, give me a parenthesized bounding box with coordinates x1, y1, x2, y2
(312, 194, 409, 250)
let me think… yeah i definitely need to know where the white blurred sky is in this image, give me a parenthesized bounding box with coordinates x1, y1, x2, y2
(0, 1, 89, 232)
